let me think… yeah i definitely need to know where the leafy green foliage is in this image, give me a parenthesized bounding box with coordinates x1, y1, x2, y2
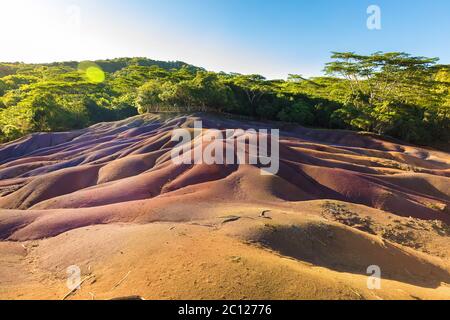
(322, 52, 449, 142)
(277, 101, 314, 125)
(1, 54, 449, 146)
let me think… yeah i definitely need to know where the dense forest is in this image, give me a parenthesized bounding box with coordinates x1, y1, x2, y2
(0, 53, 449, 146)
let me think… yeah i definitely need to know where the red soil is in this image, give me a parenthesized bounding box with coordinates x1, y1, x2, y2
(1, 113, 449, 300)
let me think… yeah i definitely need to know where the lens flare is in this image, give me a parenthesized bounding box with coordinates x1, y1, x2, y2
(78, 61, 105, 83)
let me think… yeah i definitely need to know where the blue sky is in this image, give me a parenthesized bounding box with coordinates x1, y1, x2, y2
(1, 0, 449, 78)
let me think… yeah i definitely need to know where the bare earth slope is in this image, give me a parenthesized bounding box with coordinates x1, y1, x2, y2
(0, 113, 449, 300)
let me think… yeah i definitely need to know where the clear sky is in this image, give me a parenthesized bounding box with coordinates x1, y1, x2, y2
(1, 0, 449, 79)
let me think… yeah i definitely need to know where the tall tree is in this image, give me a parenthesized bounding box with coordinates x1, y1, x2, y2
(324, 52, 440, 133)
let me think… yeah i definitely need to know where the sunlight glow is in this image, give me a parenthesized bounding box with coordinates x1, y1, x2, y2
(0, 0, 449, 79)
(78, 61, 105, 84)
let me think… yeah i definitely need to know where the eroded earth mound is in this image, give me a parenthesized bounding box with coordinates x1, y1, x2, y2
(1, 113, 449, 300)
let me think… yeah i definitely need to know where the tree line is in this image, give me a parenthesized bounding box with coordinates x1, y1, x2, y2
(0, 53, 449, 146)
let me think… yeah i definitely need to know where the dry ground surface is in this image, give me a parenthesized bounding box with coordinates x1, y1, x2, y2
(0, 113, 449, 300)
